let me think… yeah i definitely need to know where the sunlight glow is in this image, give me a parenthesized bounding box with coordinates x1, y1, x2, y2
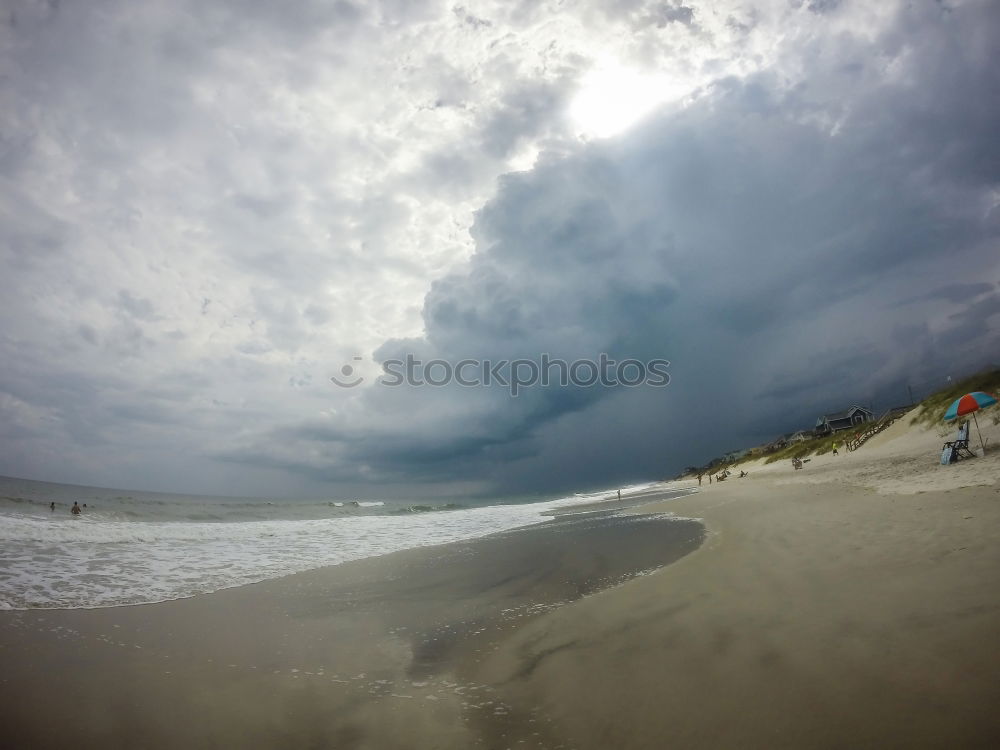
(569, 62, 687, 138)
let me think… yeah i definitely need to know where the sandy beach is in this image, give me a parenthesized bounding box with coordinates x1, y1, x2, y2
(3, 416, 1000, 748)
(4, 1, 999, 746)
(0, 511, 703, 749)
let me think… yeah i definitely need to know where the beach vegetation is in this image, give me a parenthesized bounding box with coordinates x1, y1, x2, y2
(690, 367, 1000, 473)
(760, 432, 842, 464)
(908, 368, 1000, 427)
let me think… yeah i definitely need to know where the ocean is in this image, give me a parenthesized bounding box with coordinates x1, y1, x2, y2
(0, 474, 686, 610)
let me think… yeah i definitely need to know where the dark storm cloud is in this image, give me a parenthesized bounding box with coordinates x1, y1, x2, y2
(757, 345, 889, 402)
(942, 290, 1000, 350)
(241, 0, 1000, 491)
(3, 0, 999, 496)
(893, 282, 997, 307)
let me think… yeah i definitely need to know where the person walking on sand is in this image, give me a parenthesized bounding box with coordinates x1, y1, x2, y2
(832, 442, 839, 456)
(71, 501, 82, 516)
(697, 473, 703, 486)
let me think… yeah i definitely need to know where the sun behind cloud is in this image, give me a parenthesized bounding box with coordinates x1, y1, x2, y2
(568, 61, 690, 138)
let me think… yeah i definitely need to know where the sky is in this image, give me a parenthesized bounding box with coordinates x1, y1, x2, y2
(1, 0, 998, 499)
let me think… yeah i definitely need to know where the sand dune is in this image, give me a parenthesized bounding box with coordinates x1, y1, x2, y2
(723, 409, 1000, 495)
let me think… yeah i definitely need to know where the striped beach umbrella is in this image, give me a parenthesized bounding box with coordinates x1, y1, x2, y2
(943, 391, 997, 420)
(943, 391, 998, 454)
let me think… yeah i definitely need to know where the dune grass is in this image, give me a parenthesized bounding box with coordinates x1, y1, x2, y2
(697, 367, 1000, 475)
(761, 433, 844, 464)
(761, 368, 1000, 464)
(909, 368, 1000, 426)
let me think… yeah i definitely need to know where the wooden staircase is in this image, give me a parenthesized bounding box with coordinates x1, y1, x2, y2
(845, 407, 912, 452)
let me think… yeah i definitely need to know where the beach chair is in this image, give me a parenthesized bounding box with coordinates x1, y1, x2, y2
(941, 422, 975, 463)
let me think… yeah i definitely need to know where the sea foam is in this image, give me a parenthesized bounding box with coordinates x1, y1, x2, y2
(0, 479, 682, 610)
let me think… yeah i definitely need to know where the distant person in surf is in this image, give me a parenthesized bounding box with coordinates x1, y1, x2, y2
(617, 489, 622, 501)
(71, 502, 82, 515)
(50, 502, 55, 512)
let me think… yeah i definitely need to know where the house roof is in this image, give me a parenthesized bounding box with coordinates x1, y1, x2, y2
(817, 405, 873, 424)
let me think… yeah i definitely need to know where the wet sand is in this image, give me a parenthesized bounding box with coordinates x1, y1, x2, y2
(4, 468, 1000, 748)
(0, 508, 702, 749)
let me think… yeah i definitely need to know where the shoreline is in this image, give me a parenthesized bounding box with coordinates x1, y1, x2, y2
(0, 506, 703, 749)
(3, 420, 1000, 747)
(2, 482, 678, 611)
(545, 485, 694, 516)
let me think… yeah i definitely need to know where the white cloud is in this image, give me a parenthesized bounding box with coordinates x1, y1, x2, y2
(1, 0, 997, 495)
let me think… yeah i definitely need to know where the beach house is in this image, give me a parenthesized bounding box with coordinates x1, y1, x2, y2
(814, 406, 874, 435)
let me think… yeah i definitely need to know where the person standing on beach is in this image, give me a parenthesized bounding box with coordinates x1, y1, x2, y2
(832, 442, 839, 456)
(617, 489, 622, 501)
(697, 473, 703, 486)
